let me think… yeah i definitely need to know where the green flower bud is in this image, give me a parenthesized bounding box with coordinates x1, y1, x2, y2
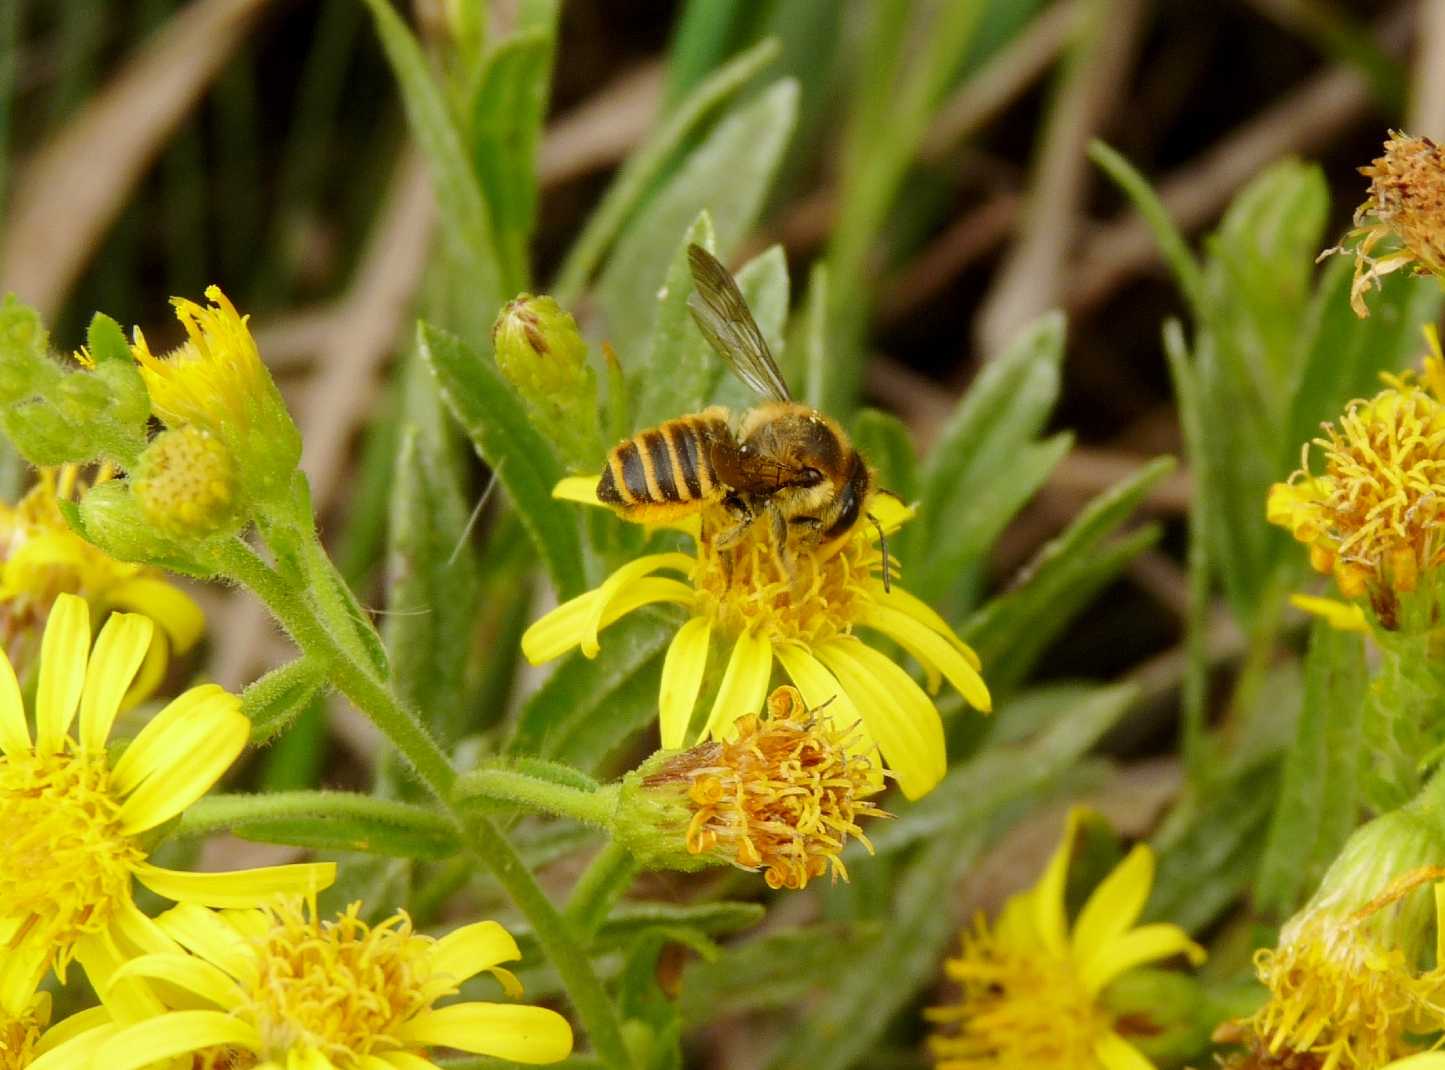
(492, 294, 601, 469)
(133, 426, 243, 538)
(74, 480, 212, 578)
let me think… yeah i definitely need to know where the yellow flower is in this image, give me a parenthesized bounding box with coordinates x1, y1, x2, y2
(96, 898, 574, 1069)
(618, 684, 886, 890)
(0, 466, 203, 696)
(130, 286, 300, 510)
(1268, 333, 1445, 620)
(0, 594, 336, 1021)
(1329, 131, 1445, 317)
(926, 807, 1205, 1070)
(0, 990, 117, 1070)
(523, 480, 989, 800)
(1247, 866, 1445, 1069)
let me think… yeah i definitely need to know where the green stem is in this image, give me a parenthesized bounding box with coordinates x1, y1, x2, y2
(455, 768, 619, 828)
(216, 535, 635, 1070)
(565, 842, 639, 941)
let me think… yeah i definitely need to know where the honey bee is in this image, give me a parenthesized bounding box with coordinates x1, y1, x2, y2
(597, 244, 890, 586)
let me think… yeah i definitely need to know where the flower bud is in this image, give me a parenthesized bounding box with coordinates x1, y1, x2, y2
(614, 686, 886, 890)
(74, 479, 209, 576)
(132, 426, 242, 538)
(492, 294, 601, 469)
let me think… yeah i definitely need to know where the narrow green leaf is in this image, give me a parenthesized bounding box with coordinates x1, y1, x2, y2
(1255, 621, 1368, 919)
(554, 38, 781, 302)
(419, 321, 585, 597)
(507, 610, 677, 771)
(799, 262, 830, 411)
(178, 792, 459, 860)
(360, 0, 501, 308)
(592, 901, 765, 949)
(385, 356, 483, 745)
(594, 78, 798, 366)
(243, 656, 330, 744)
(850, 407, 920, 563)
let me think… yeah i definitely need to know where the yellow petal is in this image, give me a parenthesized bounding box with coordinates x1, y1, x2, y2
(701, 630, 773, 741)
(659, 616, 712, 748)
(1079, 922, 1205, 995)
(29, 1022, 118, 1070)
(522, 589, 603, 664)
(110, 898, 181, 959)
(0, 935, 47, 1017)
(862, 603, 990, 711)
(0, 644, 30, 758)
(1072, 845, 1154, 967)
(1290, 593, 1368, 632)
(1028, 807, 1087, 958)
(34, 593, 91, 754)
(429, 920, 521, 984)
(110, 685, 238, 793)
(78, 613, 154, 752)
(106, 575, 205, 653)
(581, 552, 694, 657)
(119, 626, 168, 712)
(1092, 1029, 1157, 1070)
(553, 476, 604, 506)
(115, 706, 248, 833)
(73, 930, 166, 1024)
(34, 1005, 111, 1054)
(93, 1010, 260, 1070)
(110, 952, 241, 1009)
(871, 585, 981, 668)
(521, 565, 693, 663)
(814, 637, 945, 800)
(135, 861, 337, 908)
(154, 903, 258, 986)
(775, 642, 883, 790)
(865, 492, 913, 533)
(401, 1003, 573, 1064)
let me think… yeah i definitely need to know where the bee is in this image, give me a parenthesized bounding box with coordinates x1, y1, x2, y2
(597, 244, 891, 587)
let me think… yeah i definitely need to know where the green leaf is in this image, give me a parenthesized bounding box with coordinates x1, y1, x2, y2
(798, 262, 830, 410)
(470, 27, 553, 292)
(507, 610, 677, 771)
(916, 311, 1064, 595)
(177, 792, 460, 860)
(628, 212, 717, 432)
(592, 901, 765, 949)
(242, 656, 330, 744)
(707, 243, 791, 410)
(419, 321, 585, 597)
(678, 923, 884, 1026)
(360, 0, 501, 308)
(964, 458, 1173, 691)
(553, 38, 781, 302)
(385, 357, 483, 745)
(594, 78, 798, 366)
(851, 409, 919, 503)
(1285, 257, 1443, 466)
(1255, 620, 1368, 919)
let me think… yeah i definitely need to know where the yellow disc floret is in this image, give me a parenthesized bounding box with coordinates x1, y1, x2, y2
(132, 426, 240, 538)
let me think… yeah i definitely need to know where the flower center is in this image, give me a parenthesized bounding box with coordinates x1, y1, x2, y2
(1365, 133, 1445, 273)
(930, 934, 1108, 1069)
(241, 902, 449, 1067)
(692, 506, 880, 645)
(1316, 389, 1445, 582)
(0, 999, 46, 1070)
(1252, 922, 1442, 1068)
(0, 747, 140, 969)
(664, 687, 884, 890)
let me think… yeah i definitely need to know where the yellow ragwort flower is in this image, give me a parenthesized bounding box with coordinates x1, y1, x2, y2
(622, 684, 886, 889)
(0, 989, 116, 1070)
(0, 594, 335, 1020)
(926, 807, 1204, 1070)
(0, 465, 203, 693)
(523, 481, 989, 800)
(96, 898, 574, 1070)
(1268, 332, 1445, 619)
(1330, 131, 1445, 317)
(130, 286, 300, 509)
(1248, 867, 1445, 1070)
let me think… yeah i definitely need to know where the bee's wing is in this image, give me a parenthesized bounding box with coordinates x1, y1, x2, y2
(686, 243, 792, 403)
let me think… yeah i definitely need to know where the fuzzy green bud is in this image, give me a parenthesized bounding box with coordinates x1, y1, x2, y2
(492, 294, 602, 469)
(133, 426, 243, 538)
(73, 480, 212, 577)
(612, 755, 719, 876)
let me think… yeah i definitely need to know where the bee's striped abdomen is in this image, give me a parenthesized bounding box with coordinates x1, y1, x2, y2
(598, 410, 729, 514)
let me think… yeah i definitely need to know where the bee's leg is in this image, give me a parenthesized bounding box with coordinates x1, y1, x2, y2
(712, 493, 756, 550)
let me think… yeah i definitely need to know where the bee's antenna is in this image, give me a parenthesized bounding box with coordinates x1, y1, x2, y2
(868, 512, 891, 593)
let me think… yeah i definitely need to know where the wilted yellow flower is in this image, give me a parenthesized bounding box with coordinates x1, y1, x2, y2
(618, 684, 886, 890)
(0, 594, 335, 1018)
(97, 898, 574, 1069)
(1268, 333, 1445, 621)
(926, 808, 1204, 1070)
(0, 465, 202, 696)
(524, 482, 988, 799)
(130, 286, 300, 511)
(1330, 131, 1445, 317)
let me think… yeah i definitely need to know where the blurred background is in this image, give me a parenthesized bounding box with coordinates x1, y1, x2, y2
(0, 0, 1427, 802)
